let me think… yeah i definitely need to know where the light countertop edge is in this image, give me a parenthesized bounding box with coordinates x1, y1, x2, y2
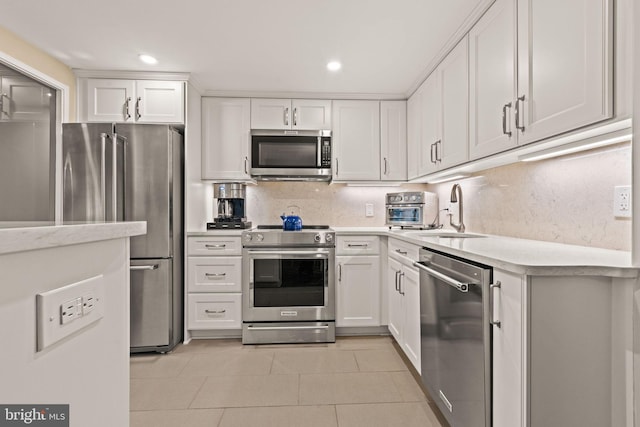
(0, 222, 147, 256)
(332, 227, 637, 278)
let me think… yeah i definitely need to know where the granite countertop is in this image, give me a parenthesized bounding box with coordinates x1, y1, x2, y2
(0, 221, 147, 255)
(333, 227, 637, 278)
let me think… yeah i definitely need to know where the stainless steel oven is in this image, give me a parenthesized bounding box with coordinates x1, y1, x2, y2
(242, 226, 335, 344)
(385, 191, 439, 229)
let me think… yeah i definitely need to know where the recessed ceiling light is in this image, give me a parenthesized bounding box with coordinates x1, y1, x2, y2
(139, 54, 158, 65)
(327, 61, 342, 72)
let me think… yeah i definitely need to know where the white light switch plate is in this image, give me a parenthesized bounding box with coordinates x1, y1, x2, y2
(365, 203, 374, 217)
(36, 275, 104, 351)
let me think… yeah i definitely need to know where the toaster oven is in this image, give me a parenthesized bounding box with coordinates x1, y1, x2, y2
(385, 191, 439, 229)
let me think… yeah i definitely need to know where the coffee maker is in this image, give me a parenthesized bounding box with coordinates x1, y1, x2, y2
(207, 183, 252, 230)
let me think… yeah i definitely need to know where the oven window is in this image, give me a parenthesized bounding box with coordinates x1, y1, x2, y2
(252, 136, 317, 168)
(388, 207, 422, 222)
(253, 258, 326, 307)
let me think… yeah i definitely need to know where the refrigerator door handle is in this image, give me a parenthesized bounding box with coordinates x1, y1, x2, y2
(130, 264, 159, 271)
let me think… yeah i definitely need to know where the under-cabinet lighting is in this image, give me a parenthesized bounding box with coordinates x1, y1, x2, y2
(518, 129, 632, 162)
(427, 174, 470, 184)
(327, 61, 342, 72)
(138, 54, 158, 65)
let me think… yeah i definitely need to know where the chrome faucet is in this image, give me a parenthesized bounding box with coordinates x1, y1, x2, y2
(449, 183, 465, 233)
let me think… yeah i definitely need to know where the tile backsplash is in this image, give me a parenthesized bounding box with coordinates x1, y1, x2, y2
(245, 142, 631, 251)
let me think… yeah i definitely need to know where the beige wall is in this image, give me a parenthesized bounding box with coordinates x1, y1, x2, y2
(0, 26, 76, 120)
(246, 142, 632, 251)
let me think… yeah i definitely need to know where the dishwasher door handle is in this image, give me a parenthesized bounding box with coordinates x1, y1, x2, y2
(413, 261, 469, 292)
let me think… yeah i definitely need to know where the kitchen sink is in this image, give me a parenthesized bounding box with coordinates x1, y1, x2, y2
(415, 232, 487, 239)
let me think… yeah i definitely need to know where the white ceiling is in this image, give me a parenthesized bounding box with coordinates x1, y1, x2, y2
(0, 0, 487, 98)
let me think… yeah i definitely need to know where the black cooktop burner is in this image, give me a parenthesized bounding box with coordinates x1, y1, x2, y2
(257, 225, 330, 230)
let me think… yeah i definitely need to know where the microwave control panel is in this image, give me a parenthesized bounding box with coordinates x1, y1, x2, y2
(320, 138, 331, 167)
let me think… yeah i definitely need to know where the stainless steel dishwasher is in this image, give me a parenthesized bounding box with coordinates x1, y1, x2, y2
(414, 247, 492, 427)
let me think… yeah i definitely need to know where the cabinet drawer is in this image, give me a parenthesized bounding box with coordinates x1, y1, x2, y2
(187, 257, 242, 292)
(336, 235, 380, 255)
(187, 236, 241, 256)
(388, 238, 419, 265)
(187, 293, 242, 330)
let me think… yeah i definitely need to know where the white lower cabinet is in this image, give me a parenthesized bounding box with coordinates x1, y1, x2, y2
(336, 235, 381, 327)
(492, 269, 524, 427)
(186, 235, 242, 332)
(387, 238, 421, 373)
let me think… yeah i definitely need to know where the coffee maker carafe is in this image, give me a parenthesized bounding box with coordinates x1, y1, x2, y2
(207, 183, 252, 230)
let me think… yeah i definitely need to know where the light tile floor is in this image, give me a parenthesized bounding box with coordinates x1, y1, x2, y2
(130, 336, 448, 427)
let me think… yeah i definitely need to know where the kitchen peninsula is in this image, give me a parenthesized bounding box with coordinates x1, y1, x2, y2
(0, 221, 146, 427)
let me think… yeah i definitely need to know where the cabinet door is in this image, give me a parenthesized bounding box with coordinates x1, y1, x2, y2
(187, 293, 242, 330)
(187, 256, 242, 293)
(406, 91, 421, 180)
(401, 266, 421, 373)
(0, 76, 53, 121)
(492, 269, 524, 427)
(469, 0, 518, 159)
(201, 98, 251, 180)
(292, 99, 332, 130)
(336, 256, 381, 327)
(134, 80, 184, 123)
(380, 101, 407, 181)
(332, 100, 380, 181)
(417, 73, 439, 176)
(251, 98, 291, 129)
(438, 36, 469, 169)
(516, 0, 612, 145)
(86, 79, 135, 122)
(387, 257, 403, 341)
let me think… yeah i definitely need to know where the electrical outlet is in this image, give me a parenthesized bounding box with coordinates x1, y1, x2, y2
(613, 185, 632, 218)
(365, 203, 374, 217)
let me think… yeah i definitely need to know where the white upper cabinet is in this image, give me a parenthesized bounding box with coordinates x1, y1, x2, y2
(410, 37, 469, 178)
(0, 75, 53, 121)
(201, 97, 251, 181)
(516, 0, 612, 145)
(83, 79, 184, 123)
(332, 100, 380, 181)
(380, 101, 407, 181)
(250, 98, 331, 130)
(469, 0, 518, 160)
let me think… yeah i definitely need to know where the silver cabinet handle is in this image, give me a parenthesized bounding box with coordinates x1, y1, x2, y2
(502, 102, 512, 136)
(398, 271, 405, 295)
(338, 264, 342, 281)
(0, 93, 8, 117)
(205, 309, 226, 314)
(435, 140, 442, 162)
(335, 158, 339, 176)
(515, 95, 525, 132)
(244, 156, 249, 174)
(130, 264, 159, 271)
(125, 97, 132, 120)
(293, 107, 298, 126)
(490, 281, 502, 328)
(347, 243, 369, 248)
(383, 157, 388, 175)
(205, 272, 227, 278)
(413, 262, 469, 293)
(395, 249, 408, 256)
(284, 107, 289, 126)
(135, 96, 142, 120)
(205, 244, 227, 249)
(430, 142, 436, 164)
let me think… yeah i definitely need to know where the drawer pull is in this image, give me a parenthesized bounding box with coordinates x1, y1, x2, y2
(205, 244, 227, 249)
(347, 243, 369, 248)
(205, 272, 227, 279)
(395, 249, 408, 255)
(205, 309, 226, 315)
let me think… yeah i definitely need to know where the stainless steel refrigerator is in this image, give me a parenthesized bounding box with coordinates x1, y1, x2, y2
(62, 123, 183, 353)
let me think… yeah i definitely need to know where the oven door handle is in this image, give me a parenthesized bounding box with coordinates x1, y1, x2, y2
(246, 250, 331, 258)
(413, 262, 469, 293)
(246, 324, 331, 331)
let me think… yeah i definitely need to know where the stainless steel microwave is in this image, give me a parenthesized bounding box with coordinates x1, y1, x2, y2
(250, 130, 331, 181)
